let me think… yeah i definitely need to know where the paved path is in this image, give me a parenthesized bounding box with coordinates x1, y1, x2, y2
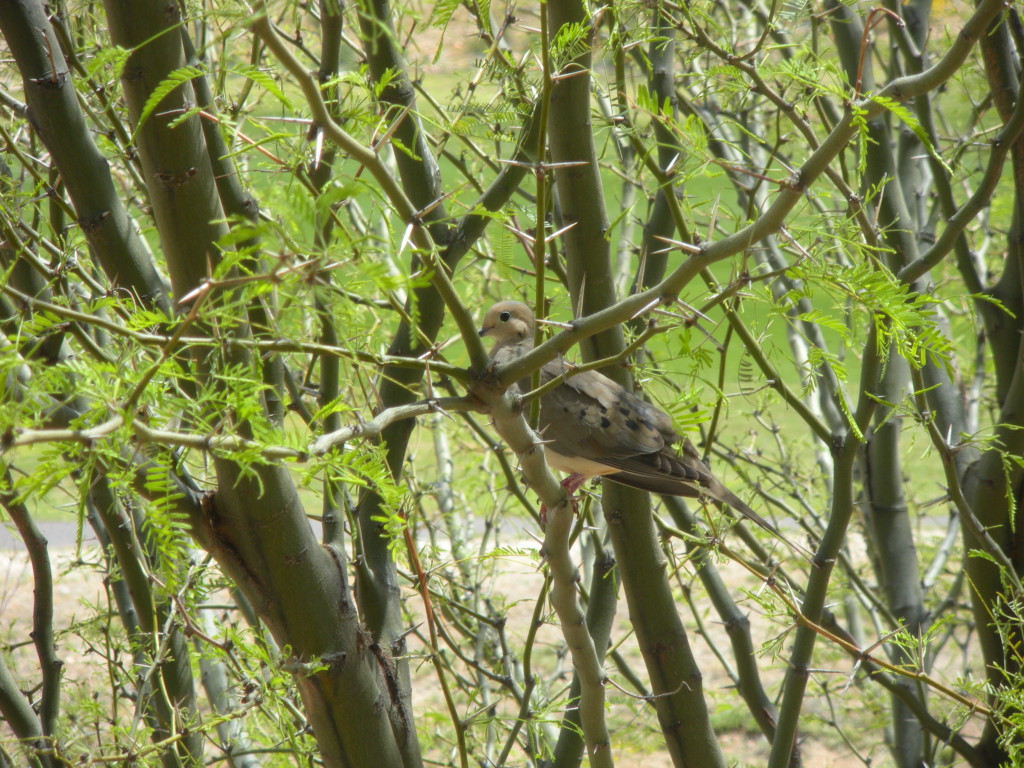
(0, 521, 97, 552)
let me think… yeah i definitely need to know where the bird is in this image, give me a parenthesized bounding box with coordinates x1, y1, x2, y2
(478, 300, 808, 557)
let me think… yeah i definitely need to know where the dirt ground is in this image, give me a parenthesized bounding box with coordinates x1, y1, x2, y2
(0, 519, 984, 767)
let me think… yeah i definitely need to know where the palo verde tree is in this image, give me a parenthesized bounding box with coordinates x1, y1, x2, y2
(0, 0, 1022, 766)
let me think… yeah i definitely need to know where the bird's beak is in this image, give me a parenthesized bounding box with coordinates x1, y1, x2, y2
(478, 326, 489, 337)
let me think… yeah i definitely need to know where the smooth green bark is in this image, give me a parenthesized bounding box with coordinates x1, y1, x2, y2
(0, 0, 169, 312)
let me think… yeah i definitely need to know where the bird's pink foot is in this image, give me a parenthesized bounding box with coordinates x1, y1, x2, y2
(562, 473, 587, 495)
(540, 474, 587, 525)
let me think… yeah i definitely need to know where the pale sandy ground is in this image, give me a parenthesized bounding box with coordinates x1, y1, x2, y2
(0, 519, 984, 767)
(405, 542, 895, 768)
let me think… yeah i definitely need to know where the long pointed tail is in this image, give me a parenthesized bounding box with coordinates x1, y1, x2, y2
(705, 480, 814, 561)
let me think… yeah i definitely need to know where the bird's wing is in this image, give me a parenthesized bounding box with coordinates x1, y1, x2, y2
(537, 359, 676, 461)
(596, 445, 709, 494)
(530, 356, 812, 558)
(612, 439, 815, 560)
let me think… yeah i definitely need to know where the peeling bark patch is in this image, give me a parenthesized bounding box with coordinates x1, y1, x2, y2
(200, 490, 217, 518)
(80, 210, 112, 232)
(781, 171, 804, 192)
(155, 168, 198, 188)
(370, 642, 402, 710)
(324, 544, 353, 614)
(369, 640, 415, 740)
(664, 718, 685, 736)
(201, 490, 270, 598)
(604, 505, 623, 524)
(650, 640, 672, 661)
(30, 71, 68, 89)
(321, 650, 347, 670)
(240, 195, 259, 218)
(284, 547, 307, 567)
(354, 624, 373, 654)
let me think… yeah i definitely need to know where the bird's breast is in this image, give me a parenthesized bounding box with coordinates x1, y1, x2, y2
(543, 448, 619, 479)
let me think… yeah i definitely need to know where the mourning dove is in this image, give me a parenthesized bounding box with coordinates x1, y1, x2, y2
(479, 300, 806, 555)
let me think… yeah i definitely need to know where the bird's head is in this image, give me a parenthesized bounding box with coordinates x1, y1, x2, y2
(478, 301, 534, 348)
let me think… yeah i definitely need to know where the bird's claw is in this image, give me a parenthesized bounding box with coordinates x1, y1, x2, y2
(539, 473, 586, 526)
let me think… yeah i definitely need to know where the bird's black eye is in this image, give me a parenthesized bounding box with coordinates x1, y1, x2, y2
(499, 310, 511, 322)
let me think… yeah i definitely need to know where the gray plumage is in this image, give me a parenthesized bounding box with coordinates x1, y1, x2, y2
(479, 300, 807, 556)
